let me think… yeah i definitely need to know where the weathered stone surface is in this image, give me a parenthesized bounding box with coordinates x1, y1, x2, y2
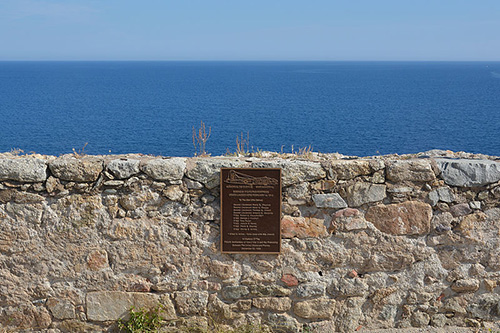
(428, 187, 455, 206)
(450, 203, 472, 217)
(329, 278, 368, 297)
(365, 201, 432, 235)
(252, 297, 292, 312)
(86, 291, 160, 321)
(107, 158, 140, 179)
(436, 158, 500, 187)
(46, 298, 75, 320)
(327, 159, 372, 180)
(252, 160, 325, 186)
(451, 279, 480, 293)
(186, 158, 247, 189)
(386, 160, 436, 183)
(0, 158, 47, 182)
(296, 283, 326, 298)
(174, 291, 209, 315)
(281, 216, 328, 238)
(312, 193, 347, 209)
(330, 208, 367, 232)
(141, 158, 186, 181)
(49, 157, 103, 182)
(345, 182, 386, 207)
(293, 299, 336, 319)
(249, 285, 291, 297)
(267, 313, 300, 333)
(222, 286, 249, 300)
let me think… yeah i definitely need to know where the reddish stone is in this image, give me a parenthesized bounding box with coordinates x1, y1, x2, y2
(281, 216, 328, 238)
(348, 270, 358, 278)
(281, 274, 299, 287)
(86, 249, 108, 271)
(334, 208, 361, 218)
(365, 201, 432, 235)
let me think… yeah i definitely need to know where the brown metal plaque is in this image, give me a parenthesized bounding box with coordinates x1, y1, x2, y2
(220, 168, 281, 254)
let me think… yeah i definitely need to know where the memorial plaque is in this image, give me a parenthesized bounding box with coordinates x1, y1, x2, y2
(220, 168, 281, 254)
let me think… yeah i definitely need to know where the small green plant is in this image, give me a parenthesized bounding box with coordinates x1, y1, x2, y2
(192, 121, 211, 157)
(117, 306, 164, 332)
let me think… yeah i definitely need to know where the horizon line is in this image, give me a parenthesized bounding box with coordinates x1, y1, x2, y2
(1, 59, 500, 62)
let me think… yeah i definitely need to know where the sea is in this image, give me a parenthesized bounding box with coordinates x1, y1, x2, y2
(1, 61, 499, 157)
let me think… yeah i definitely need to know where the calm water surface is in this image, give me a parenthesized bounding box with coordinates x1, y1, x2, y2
(0, 61, 499, 156)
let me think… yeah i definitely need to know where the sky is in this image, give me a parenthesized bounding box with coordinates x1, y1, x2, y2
(0, 0, 499, 61)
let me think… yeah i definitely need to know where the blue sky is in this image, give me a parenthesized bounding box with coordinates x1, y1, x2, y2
(1, 0, 499, 61)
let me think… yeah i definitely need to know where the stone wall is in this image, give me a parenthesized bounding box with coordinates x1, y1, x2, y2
(0, 151, 499, 332)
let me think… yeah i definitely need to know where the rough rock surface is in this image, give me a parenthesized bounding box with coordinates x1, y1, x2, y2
(49, 156, 103, 182)
(0, 152, 500, 332)
(0, 158, 47, 182)
(436, 158, 500, 187)
(141, 157, 186, 181)
(365, 201, 432, 235)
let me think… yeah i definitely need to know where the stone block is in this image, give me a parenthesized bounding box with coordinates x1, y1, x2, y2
(0, 158, 47, 182)
(365, 201, 432, 235)
(49, 157, 103, 182)
(312, 193, 347, 209)
(174, 291, 208, 316)
(386, 160, 436, 183)
(436, 158, 500, 187)
(252, 297, 292, 312)
(141, 158, 186, 181)
(252, 160, 325, 186)
(281, 216, 328, 238)
(107, 158, 140, 179)
(345, 182, 386, 207)
(293, 299, 336, 319)
(86, 291, 160, 321)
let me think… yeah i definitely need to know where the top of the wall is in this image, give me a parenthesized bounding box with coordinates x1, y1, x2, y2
(0, 149, 499, 189)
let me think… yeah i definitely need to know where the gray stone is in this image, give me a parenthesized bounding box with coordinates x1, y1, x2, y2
(312, 193, 347, 209)
(0, 158, 47, 182)
(49, 157, 103, 182)
(174, 291, 208, 315)
(469, 201, 481, 210)
(329, 278, 368, 297)
(252, 160, 325, 186)
(286, 182, 310, 200)
(436, 158, 500, 187)
(222, 286, 249, 300)
(428, 187, 455, 206)
(267, 313, 300, 333)
(468, 294, 500, 320)
(141, 158, 186, 181)
(386, 160, 436, 183)
(296, 283, 326, 298)
(345, 182, 386, 207)
(186, 158, 247, 189)
(107, 159, 140, 179)
(86, 291, 160, 321)
(46, 298, 75, 320)
(183, 178, 204, 189)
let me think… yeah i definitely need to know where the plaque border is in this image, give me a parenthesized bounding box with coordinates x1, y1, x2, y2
(220, 168, 282, 254)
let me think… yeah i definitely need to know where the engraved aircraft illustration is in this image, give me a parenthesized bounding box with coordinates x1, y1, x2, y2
(225, 170, 278, 186)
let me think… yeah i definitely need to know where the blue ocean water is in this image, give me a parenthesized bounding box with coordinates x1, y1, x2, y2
(0, 61, 499, 157)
